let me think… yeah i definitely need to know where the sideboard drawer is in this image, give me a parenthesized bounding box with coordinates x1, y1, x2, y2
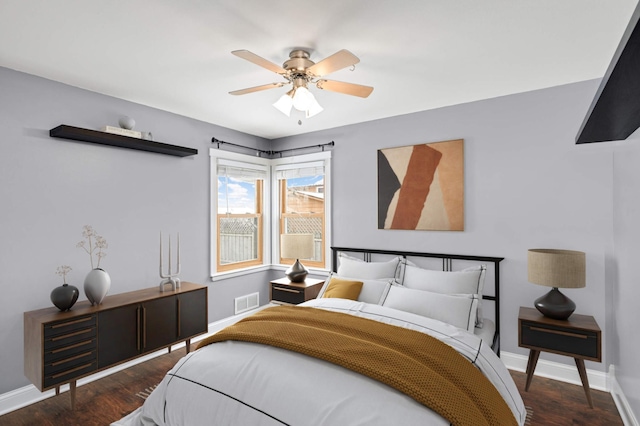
(520, 321, 599, 360)
(41, 314, 99, 388)
(44, 326, 97, 350)
(45, 349, 97, 376)
(45, 315, 96, 337)
(45, 337, 97, 364)
(44, 360, 97, 389)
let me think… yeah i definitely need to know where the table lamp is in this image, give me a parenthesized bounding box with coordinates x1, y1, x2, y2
(280, 233, 314, 282)
(527, 249, 586, 320)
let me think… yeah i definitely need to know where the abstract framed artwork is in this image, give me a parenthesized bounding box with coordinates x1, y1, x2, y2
(378, 139, 464, 231)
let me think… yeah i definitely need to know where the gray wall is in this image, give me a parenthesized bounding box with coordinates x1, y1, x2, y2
(0, 67, 273, 393)
(612, 134, 640, 417)
(275, 79, 613, 371)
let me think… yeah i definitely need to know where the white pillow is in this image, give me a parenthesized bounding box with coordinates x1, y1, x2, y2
(402, 264, 487, 327)
(337, 253, 401, 280)
(317, 273, 392, 305)
(403, 264, 485, 294)
(395, 257, 415, 285)
(382, 285, 478, 332)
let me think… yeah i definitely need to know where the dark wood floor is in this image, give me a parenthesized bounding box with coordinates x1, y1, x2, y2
(0, 348, 624, 425)
(510, 370, 623, 425)
(0, 348, 186, 426)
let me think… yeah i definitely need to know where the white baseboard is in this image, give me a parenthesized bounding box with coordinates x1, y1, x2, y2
(0, 305, 269, 417)
(609, 365, 640, 426)
(500, 351, 608, 391)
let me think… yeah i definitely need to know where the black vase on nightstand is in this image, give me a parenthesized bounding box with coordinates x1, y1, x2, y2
(50, 283, 80, 311)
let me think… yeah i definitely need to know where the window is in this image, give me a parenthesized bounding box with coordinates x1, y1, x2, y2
(211, 153, 269, 274)
(210, 149, 331, 277)
(275, 161, 327, 269)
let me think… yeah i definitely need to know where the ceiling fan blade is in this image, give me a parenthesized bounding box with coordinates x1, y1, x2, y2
(316, 79, 373, 98)
(232, 50, 287, 75)
(229, 82, 286, 96)
(307, 49, 360, 77)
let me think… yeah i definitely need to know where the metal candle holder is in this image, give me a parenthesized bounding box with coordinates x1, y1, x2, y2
(159, 232, 181, 292)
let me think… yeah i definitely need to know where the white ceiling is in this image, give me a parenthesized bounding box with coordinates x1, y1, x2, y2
(0, 0, 637, 139)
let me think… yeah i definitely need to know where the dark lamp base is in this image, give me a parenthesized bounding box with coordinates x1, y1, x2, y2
(285, 259, 309, 283)
(534, 287, 576, 320)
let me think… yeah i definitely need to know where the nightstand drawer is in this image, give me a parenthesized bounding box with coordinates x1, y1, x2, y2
(271, 285, 305, 304)
(520, 321, 598, 360)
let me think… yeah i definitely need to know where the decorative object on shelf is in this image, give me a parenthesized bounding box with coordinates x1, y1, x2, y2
(100, 125, 142, 138)
(280, 233, 314, 282)
(378, 139, 464, 231)
(50, 125, 198, 157)
(527, 248, 586, 320)
(51, 265, 79, 311)
(77, 225, 111, 305)
(118, 116, 136, 130)
(159, 232, 181, 292)
(141, 131, 153, 141)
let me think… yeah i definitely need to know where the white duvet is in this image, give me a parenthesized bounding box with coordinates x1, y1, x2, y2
(114, 299, 526, 426)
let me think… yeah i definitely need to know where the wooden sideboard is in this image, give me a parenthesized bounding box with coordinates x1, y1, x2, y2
(24, 282, 208, 409)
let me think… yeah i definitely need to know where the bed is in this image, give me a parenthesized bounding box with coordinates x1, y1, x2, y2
(113, 247, 526, 426)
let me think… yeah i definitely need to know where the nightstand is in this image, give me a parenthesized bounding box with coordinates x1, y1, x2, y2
(270, 277, 324, 305)
(518, 306, 601, 408)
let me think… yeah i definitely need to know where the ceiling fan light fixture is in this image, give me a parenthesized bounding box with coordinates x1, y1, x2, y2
(232, 48, 369, 119)
(305, 96, 323, 118)
(292, 86, 314, 111)
(273, 91, 294, 116)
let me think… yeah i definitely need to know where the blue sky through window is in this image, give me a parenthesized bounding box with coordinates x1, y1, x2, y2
(217, 175, 323, 214)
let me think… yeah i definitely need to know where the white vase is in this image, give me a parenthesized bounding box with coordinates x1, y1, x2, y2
(84, 268, 111, 305)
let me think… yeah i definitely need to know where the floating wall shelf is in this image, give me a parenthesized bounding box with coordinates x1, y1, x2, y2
(49, 125, 198, 157)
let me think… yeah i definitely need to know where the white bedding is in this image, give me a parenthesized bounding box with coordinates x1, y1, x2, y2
(114, 299, 526, 426)
(475, 318, 496, 345)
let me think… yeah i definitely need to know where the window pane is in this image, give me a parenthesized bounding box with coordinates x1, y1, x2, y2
(216, 163, 264, 271)
(280, 174, 324, 266)
(218, 174, 258, 214)
(219, 215, 260, 265)
(282, 215, 323, 262)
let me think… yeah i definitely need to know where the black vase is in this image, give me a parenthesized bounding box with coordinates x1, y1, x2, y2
(50, 283, 79, 311)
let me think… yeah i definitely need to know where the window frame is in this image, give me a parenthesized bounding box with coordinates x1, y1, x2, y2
(210, 150, 271, 279)
(271, 152, 332, 275)
(210, 149, 331, 280)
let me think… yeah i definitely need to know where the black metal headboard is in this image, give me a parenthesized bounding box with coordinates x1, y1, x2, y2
(331, 247, 504, 354)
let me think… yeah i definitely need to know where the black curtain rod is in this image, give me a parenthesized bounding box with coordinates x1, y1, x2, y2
(211, 137, 334, 157)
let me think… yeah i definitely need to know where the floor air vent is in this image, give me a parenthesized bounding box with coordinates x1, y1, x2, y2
(235, 292, 259, 315)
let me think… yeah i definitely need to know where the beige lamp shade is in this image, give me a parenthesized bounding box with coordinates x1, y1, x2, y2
(280, 233, 314, 260)
(527, 249, 586, 289)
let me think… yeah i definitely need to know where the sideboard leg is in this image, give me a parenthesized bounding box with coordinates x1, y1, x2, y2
(69, 381, 77, 410)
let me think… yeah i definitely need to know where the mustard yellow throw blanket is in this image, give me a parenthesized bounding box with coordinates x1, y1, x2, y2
(197, 306, 517, 426)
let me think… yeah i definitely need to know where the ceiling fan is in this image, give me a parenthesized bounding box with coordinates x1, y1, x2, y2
(229, 49, 373, 118)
